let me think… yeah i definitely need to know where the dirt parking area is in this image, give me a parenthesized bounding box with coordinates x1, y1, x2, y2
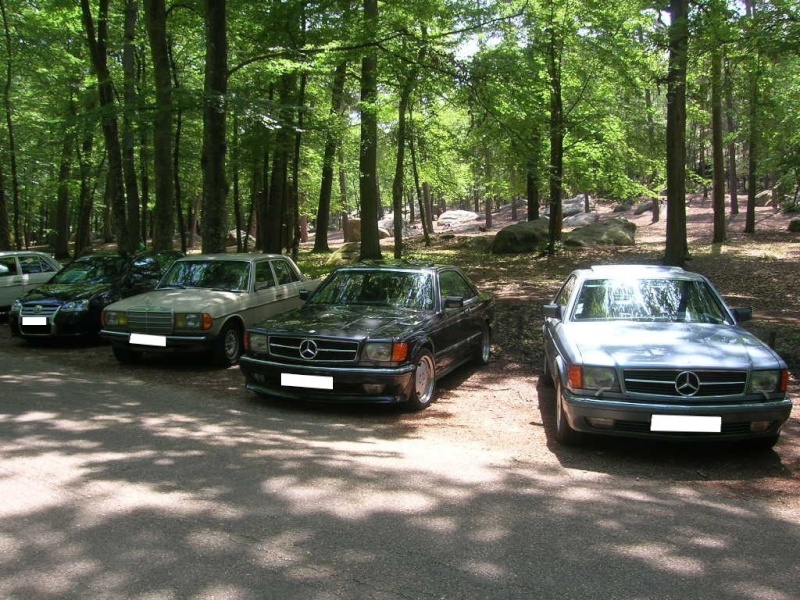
(2, 199, 799, 511)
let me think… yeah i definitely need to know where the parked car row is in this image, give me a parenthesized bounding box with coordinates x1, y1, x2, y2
(1, 249, 793, 447)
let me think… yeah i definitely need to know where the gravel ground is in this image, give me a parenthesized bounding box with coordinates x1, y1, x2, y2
(2, 197, 799, 510)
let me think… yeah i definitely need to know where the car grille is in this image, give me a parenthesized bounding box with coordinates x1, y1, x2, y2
(127, 308, 174, 335)
(268, 336, 360, 362)
(20, 303, 59, 317)
(623, 369, 748, 398)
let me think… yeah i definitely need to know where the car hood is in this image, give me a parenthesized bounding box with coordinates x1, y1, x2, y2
(256, 305, 429, 340)
(20, 282, 111, 304)
(561, 321, 784, 370)
(105, 288, 250, 317)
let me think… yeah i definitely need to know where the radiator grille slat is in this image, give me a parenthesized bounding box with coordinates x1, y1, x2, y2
(268, 336, 360, 362)
(127, 308, 174, 335)
(623, 369, 748, 397)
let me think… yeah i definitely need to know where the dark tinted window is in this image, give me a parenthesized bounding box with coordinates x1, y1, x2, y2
(310, 270, 434, 310)
(160, 260, 250, 291)
(439, 270, 476, 300)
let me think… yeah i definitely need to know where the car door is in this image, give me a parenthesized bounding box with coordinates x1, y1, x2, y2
(0, 256, 21, 308)
(434, 269, 481, 371)
(249, 258, 281, 324)
(270, 257, 304, 313)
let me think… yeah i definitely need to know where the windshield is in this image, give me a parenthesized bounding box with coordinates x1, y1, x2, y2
(572, 278, 730, 324)
(309, 270, 434, 310)
(49, 256, 126, 285)
(158, 260, 250, 291)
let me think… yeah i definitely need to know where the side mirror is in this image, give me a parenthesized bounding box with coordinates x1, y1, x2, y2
(731, 307, 752, 323)
(299, 289, 311, 301)
(443, 296, 464, 309)
(542, 304, 563, 320)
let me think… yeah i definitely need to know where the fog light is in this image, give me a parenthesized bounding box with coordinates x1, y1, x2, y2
(750, 421, 771, 432)
(587, 417, 615, 430)
(363, 384, 385, 394)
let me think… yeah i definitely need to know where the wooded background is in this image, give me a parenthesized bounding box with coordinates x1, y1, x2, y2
(0, 0, 797, 266)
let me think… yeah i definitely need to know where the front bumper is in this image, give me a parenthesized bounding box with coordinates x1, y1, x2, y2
(10, 311, 101, 338)
(561, 389, 793, 441)
(239, 354, 416, 404)
(100, 329, 217, 353)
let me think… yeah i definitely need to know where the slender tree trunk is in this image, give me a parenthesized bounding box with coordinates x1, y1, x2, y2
(745, 61, 759, 233)
(144, 0, 175, 250)
(664, 0, 689, 267)
(0, 158, 9, 250)
(167, 25, 187, 252)
(122, 0, 141, 248)
(2, 0, 22, 249)
(54, 126, 74, 259)
(232, 112, 242, 252)
(392, 80, 414, 259)
(201, 0, 228, 253)
(546, 20, 564, 255)
(711, 48, 726, 244)
(314, 62, 347, 253)
(408, 117, 430, 246)
(358, 0, 381, 260)
(265, 74, 294, 254)
(81, 0, 133, 255)
(75, 95, 97, 257)
(291, 71, 307, 261)
(724, 57, 739, 215)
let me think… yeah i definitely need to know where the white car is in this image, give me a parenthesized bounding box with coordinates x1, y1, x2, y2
(100, 253, 319, 366)
(0, 251, 62, 312)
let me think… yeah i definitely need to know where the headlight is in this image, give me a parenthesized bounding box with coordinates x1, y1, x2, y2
(104, 311, 127, 327)
(749, 370, 781, 394)
(248, 333, 268, 352)
(568, 365, 619, 392)
(61, 299, 90, 312)
(175, 313, 213, 330)
(10, 299, 21, 313)
(364, 342, 408, 362)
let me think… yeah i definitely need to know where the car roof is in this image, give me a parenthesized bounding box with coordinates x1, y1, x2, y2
(0, 250, 55, 258)
(338, 260, 450, 273)
(175, 253, 286, 262)
(578, 264, 703, 280)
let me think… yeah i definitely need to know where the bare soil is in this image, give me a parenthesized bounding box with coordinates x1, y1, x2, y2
(2, 197, 799, 510)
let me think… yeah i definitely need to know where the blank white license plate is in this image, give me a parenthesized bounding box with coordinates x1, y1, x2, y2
(651, 415, 721, 433)
(130, 333, 167, 347)
(22, 316, 47, 326)
(281, 373, 333, 390)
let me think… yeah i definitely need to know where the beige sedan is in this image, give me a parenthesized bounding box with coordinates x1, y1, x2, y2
(100, 253, 319, 366)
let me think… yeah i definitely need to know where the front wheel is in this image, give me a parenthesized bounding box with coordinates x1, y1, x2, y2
(211, 322, 243, 367)
(473, 323, 491, 365)
(554, 378, 582, 445)
(407, 349, 436, 411)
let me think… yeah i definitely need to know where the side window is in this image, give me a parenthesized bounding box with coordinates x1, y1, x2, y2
(439, 270, 476, 300)
(255, 260, 277, 289)
(128, 256, 160, 285)
(272, 259, 299, 285)
(20, 256, 53, 275)
(0, 257, 18, 277)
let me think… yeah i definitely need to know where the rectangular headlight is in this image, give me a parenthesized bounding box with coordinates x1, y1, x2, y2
(249, 333, 268, 352)
(104, 311, 127, 327)
(570, 366, 619, 392)
(749, 370, 781, 393)
(364, 342, 393, 361)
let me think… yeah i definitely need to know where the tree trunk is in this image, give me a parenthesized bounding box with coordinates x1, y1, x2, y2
(80, 0, 133, 255)
(526, 157, 540, 221)
(546, 22, 564, 255)
(168, 24, 187, 252)
(54, 127, 74, 259)
(408, 121, 430, 246)
(314, 62, 347, 253)
(144, 0, 175, 250)
(122, 0, 141, 248)
(1, 0, 21, 249)
(664, 0, 689, 267)
(200, 0, 228, 253)
(358, 0, 381, 260)
(0, 158, 9, 250)
(711, 47, 726, 244)
(265, 74, 294, 254)
(392, 79, 413, 259)
(724, 57, 739, 216)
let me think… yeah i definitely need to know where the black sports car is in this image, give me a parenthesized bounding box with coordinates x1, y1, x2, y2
(9, 250, 183, 339)
(239, 262, 494, 410)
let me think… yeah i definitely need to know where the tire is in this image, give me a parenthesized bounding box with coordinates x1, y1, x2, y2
(542, 352, 554, 387)
(407, 349, 436, 411)
(473, 323, 491, 365)
(211, 322, 243, 367)
(113, 344, 143, 364)
(554, 378, 582, 445)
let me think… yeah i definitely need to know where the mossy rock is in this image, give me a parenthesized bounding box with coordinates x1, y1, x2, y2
(490, 219, 550, 254)
(563, 218, 636, 247)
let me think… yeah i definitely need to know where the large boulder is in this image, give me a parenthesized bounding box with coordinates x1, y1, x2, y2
(437, 210, 480, 227)
(490, 219, 550, 254)
(563, 217, 636, 247)
(344, 218, 361, 242)
(326, 242, 361, 266)
(788, 218, 800, 233)
(564, 212, 599, 228)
